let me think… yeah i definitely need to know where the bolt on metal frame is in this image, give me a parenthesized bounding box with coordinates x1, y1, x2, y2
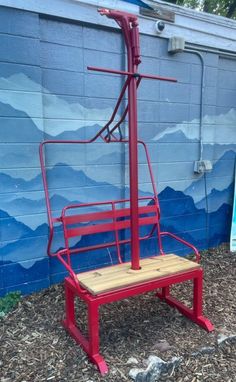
(39, 8, 214, 375)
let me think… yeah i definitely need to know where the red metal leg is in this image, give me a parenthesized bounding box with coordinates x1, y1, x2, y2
(157, 286, 170, 299)
(62, 280, 108, 375)
(193, 271, 203, 317)
(156, 271, 214, 332)
(192, 271, 214, 331)
(88, 303, 108, 375)
(63, 279, 76, 327)
(62, 280, 90, 354)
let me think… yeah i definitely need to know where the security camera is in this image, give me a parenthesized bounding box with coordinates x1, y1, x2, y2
(155, 20, 165, 33)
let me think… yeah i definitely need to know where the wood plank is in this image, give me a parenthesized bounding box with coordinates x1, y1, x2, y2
(83, 259, 197, 291)
(81, 262, 199, 295)
(80, 257, 188, 286)
(78, 254, 177, 281)
(78, 255, 200, 295)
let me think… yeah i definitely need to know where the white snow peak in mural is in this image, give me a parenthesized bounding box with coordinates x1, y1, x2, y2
(0, 73, 115, 135)
(153, 108, 236, 144)
(0, 72, 235, 220)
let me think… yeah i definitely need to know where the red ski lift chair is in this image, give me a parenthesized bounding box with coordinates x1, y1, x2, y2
(39, 9, 214, 375)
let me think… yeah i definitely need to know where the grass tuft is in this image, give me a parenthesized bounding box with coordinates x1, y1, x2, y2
(0, 291, 21, 317)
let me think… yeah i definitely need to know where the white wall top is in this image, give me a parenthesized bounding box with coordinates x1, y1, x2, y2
(1, 0, 236, 52)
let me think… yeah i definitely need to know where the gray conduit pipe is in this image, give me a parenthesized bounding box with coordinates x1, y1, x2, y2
(168, 38, 208, 172)
(184, 49, 205, 163)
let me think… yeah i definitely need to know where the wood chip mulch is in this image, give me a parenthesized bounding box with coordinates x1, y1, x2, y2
(1, 244, 236, 382)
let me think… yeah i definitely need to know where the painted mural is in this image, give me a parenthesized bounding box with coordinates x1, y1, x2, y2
(230, 163, 236, 252)
(0, 7, 235, 296)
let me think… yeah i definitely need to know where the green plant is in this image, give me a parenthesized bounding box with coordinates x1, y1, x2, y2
(0, 291, 21, 317)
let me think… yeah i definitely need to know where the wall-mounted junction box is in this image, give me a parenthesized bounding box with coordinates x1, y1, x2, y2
(168, 36, 185, 53)
(194, 160, 212, 174)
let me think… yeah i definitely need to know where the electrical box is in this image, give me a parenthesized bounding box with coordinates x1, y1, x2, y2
(194, 160, 212, 174)
(168, 37, 185, 53)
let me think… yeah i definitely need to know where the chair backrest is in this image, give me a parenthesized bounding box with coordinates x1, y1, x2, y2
(61, 196, 160, 264)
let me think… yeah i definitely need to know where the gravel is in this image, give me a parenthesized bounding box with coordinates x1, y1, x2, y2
(0, 244, 235, 382)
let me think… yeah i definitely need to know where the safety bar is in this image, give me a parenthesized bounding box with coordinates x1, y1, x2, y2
(160, 232, 200, 263)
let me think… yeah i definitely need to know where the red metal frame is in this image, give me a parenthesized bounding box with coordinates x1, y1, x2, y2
(39, 8, 214, 375)
(62, 268, 213, 375)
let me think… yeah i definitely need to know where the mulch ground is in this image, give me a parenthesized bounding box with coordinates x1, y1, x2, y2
(1, 244, 236, 382)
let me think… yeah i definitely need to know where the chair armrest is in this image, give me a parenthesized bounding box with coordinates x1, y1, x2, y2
(160, 231, 200, 263)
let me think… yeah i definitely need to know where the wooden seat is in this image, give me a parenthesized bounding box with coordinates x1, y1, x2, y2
(78, 254, 200, 295)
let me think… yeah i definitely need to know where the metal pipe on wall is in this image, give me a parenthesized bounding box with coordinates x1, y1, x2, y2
(185, 49, 205, 163)
(168, 37, 213, 173)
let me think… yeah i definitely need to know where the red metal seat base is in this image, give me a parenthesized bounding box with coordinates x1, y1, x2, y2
(156, 286, 214, 332)
(62, 267, 214, 375)
(61, 320, 108, 374)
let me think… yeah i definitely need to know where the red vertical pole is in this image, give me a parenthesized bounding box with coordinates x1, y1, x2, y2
(128, 61, 140, 270)
(123, 18, 141, 270)
(98, 10, 141, 270)
(126, 20, 141, 270)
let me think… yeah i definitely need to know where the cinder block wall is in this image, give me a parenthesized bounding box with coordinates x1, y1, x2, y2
(0, 6, 235, 295)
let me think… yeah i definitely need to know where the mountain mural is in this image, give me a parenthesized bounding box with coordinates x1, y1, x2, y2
(0, 70, 235, 297)
(185, 150, 235, 204)
(196, 183, 234, 211)
(0, 178, 232, 296)
(153, 108, 236, 145)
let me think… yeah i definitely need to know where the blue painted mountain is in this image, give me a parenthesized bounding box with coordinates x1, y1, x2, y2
(0, 183, 232, 296)
(185, 150, 235, 203)
(0, 100, 196, 145)
(1, 258, 50, 292)
(196, 183, 234, 211)
(158, 187, 205, 235)
(0, 172, 41, 193)
(1, 95, 232, 149)
(0, 101, 106, 143)
(0, 164, 99, 193)
(120, 191, 232, 260)
(1, 101, 235, 183)
(0, 209, 49, 264)
(1, 208, 55, 243)
(1, 164, 130, 224)
(157, 130, 198, 143)
(208, 203, 232, 247)
(0, 102, 42, 126)
(91, 150, 124, 165)
(0, 210, 11, 218)
(1, 187, 119, 265)
(150, 186, 231, 251)
(1, 155, 233, 235)
(1, 234, 47, 266)
(44, 124, 104, 141)
(1, 163, 119, 193)
(1, 210, 33, 241)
